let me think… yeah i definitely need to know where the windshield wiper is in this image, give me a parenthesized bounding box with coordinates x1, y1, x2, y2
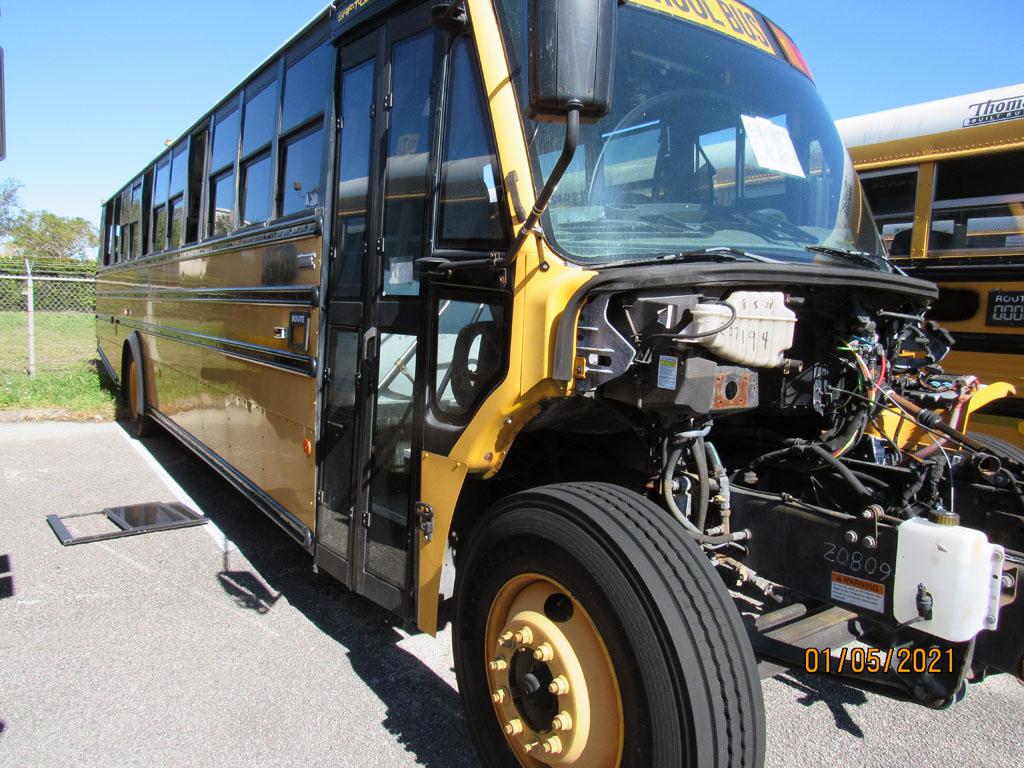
(805, 245, 886, 271)
(599, 247, 781, 269)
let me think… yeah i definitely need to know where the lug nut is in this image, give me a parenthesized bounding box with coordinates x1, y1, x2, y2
(863, 536, 878, 550)
(489, 657, 508, 672)
(504, 718, 524, 736)
(540, 736, 563, 755)
(551, 711, 573, 732)
(533, 643, 554, 662)
(492, 688, 509, 704)
(844, 530, 859, 544)
(548, 675, 570, 695)
(514, 626, 534, 645)
(498, 631, 516, 648)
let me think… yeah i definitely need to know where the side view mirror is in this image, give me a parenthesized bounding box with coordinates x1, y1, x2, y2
(527, 0, 616, 123)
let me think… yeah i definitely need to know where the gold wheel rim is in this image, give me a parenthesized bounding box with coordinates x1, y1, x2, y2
(484, 573, 624, 767)
(128, 359, 139, 417)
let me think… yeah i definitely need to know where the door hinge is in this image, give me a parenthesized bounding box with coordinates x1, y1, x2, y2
(383, 92, 393, 110)
(375, 236, 385, 255)
(361, 510, 371, 528)
(336, 115, 343, 130)
(414, 502, 434, 542)
(316, 489, 324, 504)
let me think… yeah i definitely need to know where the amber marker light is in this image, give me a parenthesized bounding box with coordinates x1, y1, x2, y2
(768, 20, 813, 81)
(303, 438, 313, 457)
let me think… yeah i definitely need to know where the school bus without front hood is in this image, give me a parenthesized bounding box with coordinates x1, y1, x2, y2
(95, 1, 1024, 766)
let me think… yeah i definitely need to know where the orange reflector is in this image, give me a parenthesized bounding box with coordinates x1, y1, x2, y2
(303, 438, 312, 457)
(768, 21, 813, 81)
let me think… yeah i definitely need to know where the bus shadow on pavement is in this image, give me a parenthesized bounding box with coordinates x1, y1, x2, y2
(0, 554, 13, 600)
(126, 422, 479, 768)
(775, 670, 868, 738)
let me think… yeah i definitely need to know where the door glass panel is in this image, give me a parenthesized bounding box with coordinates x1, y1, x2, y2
(435, 299, 505, 420)
(367, 332, 417, 588)
(335, 59, 376, 298)
(320, 329, 360, 559)
(382, 30, 435, 296)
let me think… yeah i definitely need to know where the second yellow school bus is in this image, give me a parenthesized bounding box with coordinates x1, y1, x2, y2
(839, 85, 1024, 448)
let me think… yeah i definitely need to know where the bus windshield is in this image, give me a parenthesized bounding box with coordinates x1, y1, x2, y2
(497, 0, 887, 270)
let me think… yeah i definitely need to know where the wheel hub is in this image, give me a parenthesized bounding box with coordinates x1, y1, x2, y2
(485, 577, 623, 766)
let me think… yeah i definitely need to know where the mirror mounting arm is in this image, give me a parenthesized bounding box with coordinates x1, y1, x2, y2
(501, 104, 582, 269)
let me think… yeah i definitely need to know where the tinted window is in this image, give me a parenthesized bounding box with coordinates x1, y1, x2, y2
(932, 151, 1024, 251)
(861, 170, 917, 255)
(438, 39, 503, 248)
(130, 182, 142, 222)
(211, 107, 240, 172)
(242, 154, 272, 225)
(153, 161, 170, 205)
(281, 127, 324, 216)
(169, 198, 185, 247)
(334, 59, 375, 298)
(862, 171, 917, 215)
(153, 207, 168, 250)
(170, 144, 188, 197)
(243, 82, 277, 156)
(382, 31, 435, 296)
(283, 44, 331, 132)
(211, 171, 235, 236)
(936, 150, 1024, 201)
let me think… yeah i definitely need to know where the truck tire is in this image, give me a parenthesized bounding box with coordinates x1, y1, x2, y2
(453, 482, 765, 768)
(968, 431, 1024, 468)
(123, 346, 156, 438)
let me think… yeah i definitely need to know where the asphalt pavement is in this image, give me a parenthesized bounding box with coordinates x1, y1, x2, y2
(0, 421, 1020, 768)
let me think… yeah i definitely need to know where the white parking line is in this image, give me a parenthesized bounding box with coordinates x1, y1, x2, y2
(114, 424, 236, 553)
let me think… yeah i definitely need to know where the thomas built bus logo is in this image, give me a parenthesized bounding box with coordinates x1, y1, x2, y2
(965, 94, 1024, 127)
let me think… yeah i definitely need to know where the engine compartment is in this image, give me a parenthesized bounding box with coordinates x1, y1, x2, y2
(497, 264, 1024, 703)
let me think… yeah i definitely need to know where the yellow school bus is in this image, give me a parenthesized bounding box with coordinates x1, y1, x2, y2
(97, 2, 1024, 766)
(838, 86, 1024, 449)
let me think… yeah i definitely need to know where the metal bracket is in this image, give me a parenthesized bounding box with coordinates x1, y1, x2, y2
(414, 502, 435, 542)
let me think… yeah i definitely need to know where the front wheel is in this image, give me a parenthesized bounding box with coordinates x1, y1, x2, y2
(453, 483, 765, 768)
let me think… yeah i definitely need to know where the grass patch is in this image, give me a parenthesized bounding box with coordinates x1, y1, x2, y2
(0, 361, 118, 418)
(0, 311, 115, 419)
(0, 312, 96, 372)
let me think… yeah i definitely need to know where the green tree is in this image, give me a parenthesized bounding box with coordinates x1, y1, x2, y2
(0, 178, 21, 237)
(10, 210, 99, 261)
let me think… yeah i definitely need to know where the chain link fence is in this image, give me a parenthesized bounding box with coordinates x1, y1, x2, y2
(0, 259, 97, 376)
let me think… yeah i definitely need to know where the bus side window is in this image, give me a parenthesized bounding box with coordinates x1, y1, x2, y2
(279, 43, 330, 218)
(437, 38, 505, 249)
(240, 76, 278, 227)
(168, 141, 188, 248)
(208, 104, 240, 237)
(152, 157, 170, 251)
(860, 169, 917, 255)
(932, 150, 1024, 252)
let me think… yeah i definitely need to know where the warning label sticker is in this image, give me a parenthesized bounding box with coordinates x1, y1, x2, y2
(830, 572, 885, 614)
(657, 356, 679, 389)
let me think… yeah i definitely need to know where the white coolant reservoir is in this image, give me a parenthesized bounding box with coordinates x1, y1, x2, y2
(893, 516, 1004, 642)
(690, 291, 796, 368)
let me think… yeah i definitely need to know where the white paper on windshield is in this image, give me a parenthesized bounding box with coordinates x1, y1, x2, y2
(741, 115, 806, 179)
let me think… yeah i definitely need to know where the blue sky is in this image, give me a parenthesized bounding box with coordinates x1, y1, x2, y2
(2, 0, 1022, 227)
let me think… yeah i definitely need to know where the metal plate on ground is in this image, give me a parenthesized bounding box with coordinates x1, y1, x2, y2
(46, 502, 207, 546)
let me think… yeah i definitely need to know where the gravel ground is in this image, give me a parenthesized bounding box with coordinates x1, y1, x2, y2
(0, 421, 1020, 768)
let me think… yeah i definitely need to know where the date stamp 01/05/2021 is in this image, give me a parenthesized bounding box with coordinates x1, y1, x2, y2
(803, 646, 957, 675)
